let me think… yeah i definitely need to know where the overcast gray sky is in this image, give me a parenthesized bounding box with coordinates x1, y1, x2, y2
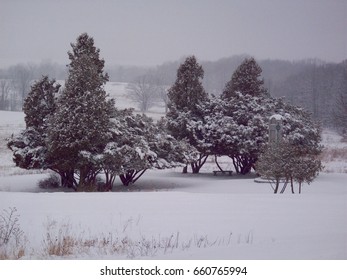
(1, 0, 346, 67)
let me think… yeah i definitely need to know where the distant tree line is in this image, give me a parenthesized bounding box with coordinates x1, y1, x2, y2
(2, 55, 346, 133)
(271, 60, 347, 133)
(7, 34, 197, 192)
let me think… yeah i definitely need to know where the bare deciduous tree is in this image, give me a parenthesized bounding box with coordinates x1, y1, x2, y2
(153, 71, 171, 113)
(157, 84, 169, 113)
(0, 79, 12, 110)
(127, 74, 158, 112)
(333, 91, 347, 134)
(9, 64, 34, 108)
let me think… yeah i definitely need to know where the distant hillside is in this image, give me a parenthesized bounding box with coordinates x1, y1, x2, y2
(1, 56, 346, 127)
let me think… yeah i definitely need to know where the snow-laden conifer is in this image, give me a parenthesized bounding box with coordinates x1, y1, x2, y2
(8, 76, 60, 170)
(188, 92, 272, 174)
(222, 57, 268, 99)
(166, 56, 209, 173)
(46, 33, 115, 191)
(99, 109, 198, 188)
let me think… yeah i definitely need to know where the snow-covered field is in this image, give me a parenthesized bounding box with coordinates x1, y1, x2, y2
(0, 83, 346, 260)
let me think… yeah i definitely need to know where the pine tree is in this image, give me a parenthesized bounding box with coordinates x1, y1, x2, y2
(213, 58, 270, 174)
(167, 56, 208, 112)
(273, 98, 322, 157)
(8, 76, 59, 170)
(166, 56, 209, 173)
(23, 76, 59, 134)
(222, 57, 268, 99)
(47, 33, 115, 191)
(192, 93, 271, 174)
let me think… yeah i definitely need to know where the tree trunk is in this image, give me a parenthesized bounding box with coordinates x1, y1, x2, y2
(215, 155, 224, 172)
(59, 170, 76, 190)
(280, 180, 288, 194)
(231, 156, 241, 174)
(119, 172, 133, 186)
(104, 171, 116, 191)
(230, 155, 254, 175)
(191, 154, 208, 174)
(77, 167, 100, 192)
(77, 168, 88, 191)
(274, 179, 280, 194)
(290, 178, 295, 194)
(119, 169, 147, 186)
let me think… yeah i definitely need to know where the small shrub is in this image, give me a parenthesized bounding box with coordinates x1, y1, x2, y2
(42, 219, 76, 256)
(0, 207, 26, 259)
(38, 173, 61, 189)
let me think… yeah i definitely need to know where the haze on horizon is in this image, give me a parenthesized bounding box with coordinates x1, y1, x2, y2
(1, 0, 346, 68)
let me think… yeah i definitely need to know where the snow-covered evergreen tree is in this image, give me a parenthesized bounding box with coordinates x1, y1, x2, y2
(166, 56, 209, 173)
(189, 94, 322, 176)
(189, 92, 271, 174)
(23, 76, 58, 134)
(167, 56, 207, 112)
(46, 33, 115, 191)
(206, 57, 270, 174)
(222, 57, 268, 99)
(8, 76, 59, 170)
(273, 98, 322, 157)
(100, 110, 198, 188)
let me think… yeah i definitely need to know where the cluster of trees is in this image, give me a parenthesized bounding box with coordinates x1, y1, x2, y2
(7, 33, 197, 192)
(166, 55, 322, 190)
(8, 33, 323, 193)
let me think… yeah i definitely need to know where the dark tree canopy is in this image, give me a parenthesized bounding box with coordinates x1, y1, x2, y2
(166, 56, 209, 173)
(222, 57, 268, 99)
(210, 58, 271, 173)
(167, 55, 208, 113)
(47, 33, 115, 190)
(8, 76, 60, 170)
(23, 76, 59, 133)
(67, 33, 109, 90)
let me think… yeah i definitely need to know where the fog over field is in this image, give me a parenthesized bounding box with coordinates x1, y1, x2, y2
(1, 0, 346, 67)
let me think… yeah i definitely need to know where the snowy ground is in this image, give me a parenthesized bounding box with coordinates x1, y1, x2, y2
(1, 170, 346, 260)
(0, 83, 346, 260)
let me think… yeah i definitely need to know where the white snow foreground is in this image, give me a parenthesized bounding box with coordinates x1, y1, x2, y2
(0, 171, 346, 260)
